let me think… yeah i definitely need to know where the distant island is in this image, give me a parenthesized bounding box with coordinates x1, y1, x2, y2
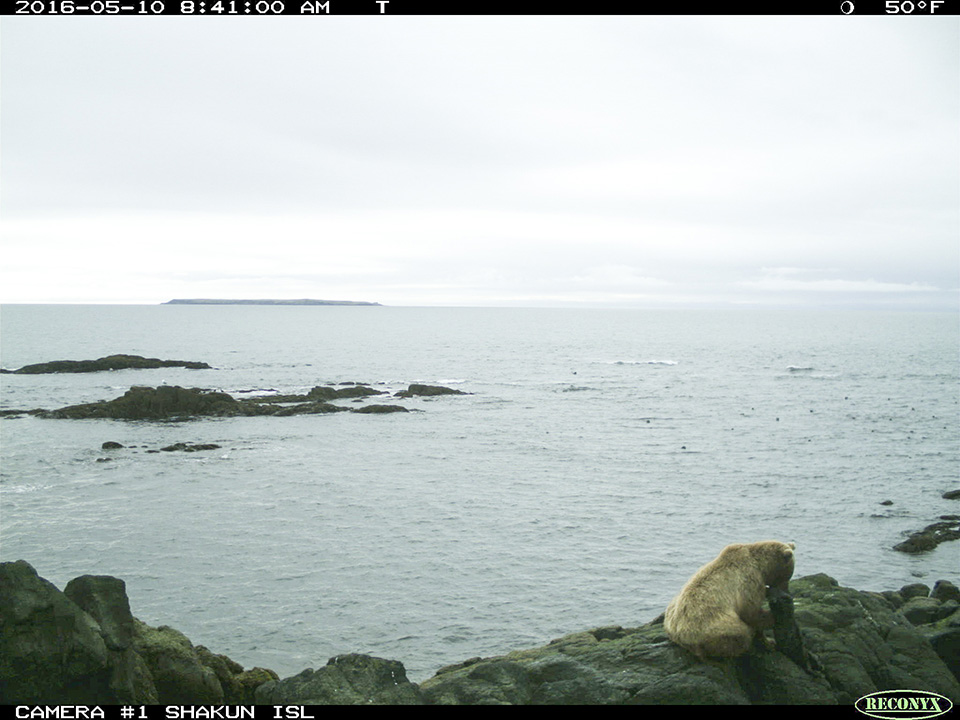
(163, 298, 382, 306)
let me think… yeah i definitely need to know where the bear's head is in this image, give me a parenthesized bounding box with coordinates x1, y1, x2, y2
(751, 540, 796, 590)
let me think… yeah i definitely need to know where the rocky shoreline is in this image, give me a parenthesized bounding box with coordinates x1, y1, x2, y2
(1, 560, 957, 705)
(0, 383, 468, 421)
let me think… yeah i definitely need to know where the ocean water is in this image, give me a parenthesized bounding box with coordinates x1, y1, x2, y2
(0, 304, 957, 682)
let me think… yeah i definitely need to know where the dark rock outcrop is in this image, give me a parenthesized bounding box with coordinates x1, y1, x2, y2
(35, 386, 353, 421)
(62, 574, 158, 703)
(419, 573, 959, 705)
(7, 380, 469, 422)
(418, 621, 833, 705)
(254, 655, 423, 705)
(270, 402, 348, 417)
(0, 408, 52, 418)
(40, 386, 243, 421)
(784, 574, 958, 702)
(310, 385, 387, 400)
(932, 580, 960, 604)
(159, 442, 222, 452)
(0, 560, 135, 704)
(3, 562, 958, 705)
(395, 384, 467, 398)
(893, 516, 960, 553)
(1, 354, 211, 374)
(352, 404, 410, 414)
(195, 647, 279, 705)
(898, 581, 960, 683)
(0, 561, 275, 705)
(30, 385, 439, 421)
(131, 620, 224, 704)
(252, 386, 386, 404)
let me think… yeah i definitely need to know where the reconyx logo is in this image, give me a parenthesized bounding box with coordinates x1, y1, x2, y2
(856, 690, 953, 719)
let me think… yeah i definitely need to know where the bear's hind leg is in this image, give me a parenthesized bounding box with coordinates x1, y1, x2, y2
(700, 632, 752, 658)
(699, 617, 754, 658)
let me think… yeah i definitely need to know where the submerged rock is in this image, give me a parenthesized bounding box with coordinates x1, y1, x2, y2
(1, 354, 211, 374)
(893, 517, 960, 553)
(352, 404, 410, 414)
(270, 402, 348, 416)
(310, 385, 386, 400)
(159, 442, 222, 452)
(252, 385, 386, 404)
(0, 408, 47, 418)
(394, 384, 467, 398)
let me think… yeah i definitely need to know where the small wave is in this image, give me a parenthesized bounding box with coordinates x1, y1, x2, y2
(778, 368, 839, 380)
(4, 483, 51, 494)
(610, 359, 678, 366)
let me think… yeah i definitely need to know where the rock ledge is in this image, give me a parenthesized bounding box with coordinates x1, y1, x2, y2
(2, 561, 957, 705)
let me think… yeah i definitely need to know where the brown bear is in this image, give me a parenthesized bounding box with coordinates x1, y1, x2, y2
(662, 540, 796, 659)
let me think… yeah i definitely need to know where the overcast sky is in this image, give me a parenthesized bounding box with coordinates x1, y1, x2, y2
(1, 16, 957, 309)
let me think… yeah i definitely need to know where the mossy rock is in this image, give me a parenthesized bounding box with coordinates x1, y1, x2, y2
(42, 386, 240, 421)
(132, 620, 223, 704)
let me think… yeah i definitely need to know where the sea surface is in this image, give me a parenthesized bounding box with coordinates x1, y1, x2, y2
(1, 304, 957, 682)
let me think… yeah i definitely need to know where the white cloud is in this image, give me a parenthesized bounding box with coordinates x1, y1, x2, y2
(1, 16, 956, 309)
(742, 276, 941, 294)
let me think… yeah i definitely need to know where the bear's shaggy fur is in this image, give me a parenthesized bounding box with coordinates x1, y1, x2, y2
(663, 540, 796, 659)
